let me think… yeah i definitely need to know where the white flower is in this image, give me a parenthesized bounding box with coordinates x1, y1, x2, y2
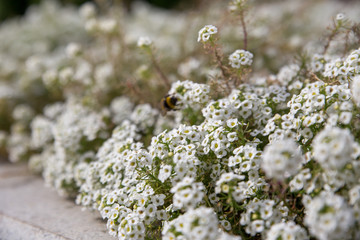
(289, 169, 312, 192)
(58, 67, 74, 85)
(178, 58, 200, 77)
(229, 0, 248, 12)
(229, 49, 253, 68)
(277, 64, 299, 85)
(304, 191, 354, 240)
(162, 207, 220, 240)
(94, 63, 114, 90)
(12, 104, 34, 122)
(349, 185, 360, 205)
(42, 70, 58, 87)
(171, 177, 205, 210)
(262, 138, 303, 180)
(85, 18, 98, 32)
(227, 132, 238, 142)
(145, 204, 156, 217)
(267, 221, 308, 240)
(170, 80, 210, 110)
(336, 13, 345, 21)
(312, 126, 354, 170)
(240, 198, 286, 236)
(158, 165, 172, 183)
(351, 75, 360, 106)
(137, 36, 152, 48)
(110, 97, 134, 124)
(106, 193, 116, 205)
(98, 18, 118, 34)
(65, 42, 82, 58)
(251, 220, 264, 235)
(219, 220, 232, 231)
(227, 118, 238, 128)
(197, 25, 217, 42)
(338, 111, 352, 124)
(79, 2, 96, 19)
(30, 116, 53, 148)
(216, 172, 245, 194)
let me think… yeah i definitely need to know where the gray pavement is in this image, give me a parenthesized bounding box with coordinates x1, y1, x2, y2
(0, 163, 114, 240)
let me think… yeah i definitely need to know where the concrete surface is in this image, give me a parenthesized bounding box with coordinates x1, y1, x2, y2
(0, 162, 114, 240)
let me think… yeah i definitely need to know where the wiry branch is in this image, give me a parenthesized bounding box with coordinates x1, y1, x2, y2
(240, 12, 248, 50)
(150, 52, 171, 89)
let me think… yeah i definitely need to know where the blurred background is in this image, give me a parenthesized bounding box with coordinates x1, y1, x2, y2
(1, 0, 355, 22)
(0, 0, 205, 21)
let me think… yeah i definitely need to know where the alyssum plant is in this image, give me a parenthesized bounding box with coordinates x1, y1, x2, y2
(76, 5, 360, 240)
(2, 0, 360, 239)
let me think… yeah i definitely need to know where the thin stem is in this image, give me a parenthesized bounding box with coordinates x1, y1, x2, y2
(352, 23, 360, 46)
(343, 29, 351, 57)
(126, 79, 143, 101)
(213, 47, 232, 93)
(309, 72, 322, 83)
(150, 51, 171, 89)
(240, 12, 248, 50)
(214, 47, 228, 79)
(323, 32, 336, 55)
(323, 21, 339, 55)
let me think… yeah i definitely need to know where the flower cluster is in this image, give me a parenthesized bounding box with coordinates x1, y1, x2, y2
(304, 191, 354, 240)
(163, 207, 240, 240)
(262, 139, 303, 180)
(39, 100, 109, 196)
(312, 126, 355, 170)
(266, 221, 308, 240)
(276, 64, 300, 86)
(171, 177, 205, 210)
(2, 1, 360, 240)
(240, 198, 289, 236)
(197, 25, 218, 43)
(169, 80, 211, 112)
(137, 36, 152, 48)
(229, 49, 253, 68)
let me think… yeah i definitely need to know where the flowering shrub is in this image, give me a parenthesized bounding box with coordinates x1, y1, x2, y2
(2, 0, 360, 240)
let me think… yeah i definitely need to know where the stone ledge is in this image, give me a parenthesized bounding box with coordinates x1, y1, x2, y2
(0, 215, 67, 240)
(0, 163, 114, 240)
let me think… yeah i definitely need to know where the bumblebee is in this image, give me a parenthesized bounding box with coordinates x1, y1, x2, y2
(161, 94, 178, 114)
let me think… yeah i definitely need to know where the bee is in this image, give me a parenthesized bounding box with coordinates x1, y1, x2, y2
(161, 94, 178, 115)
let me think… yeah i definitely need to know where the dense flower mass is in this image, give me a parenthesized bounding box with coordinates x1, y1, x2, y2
(2, 1, 360, 240)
